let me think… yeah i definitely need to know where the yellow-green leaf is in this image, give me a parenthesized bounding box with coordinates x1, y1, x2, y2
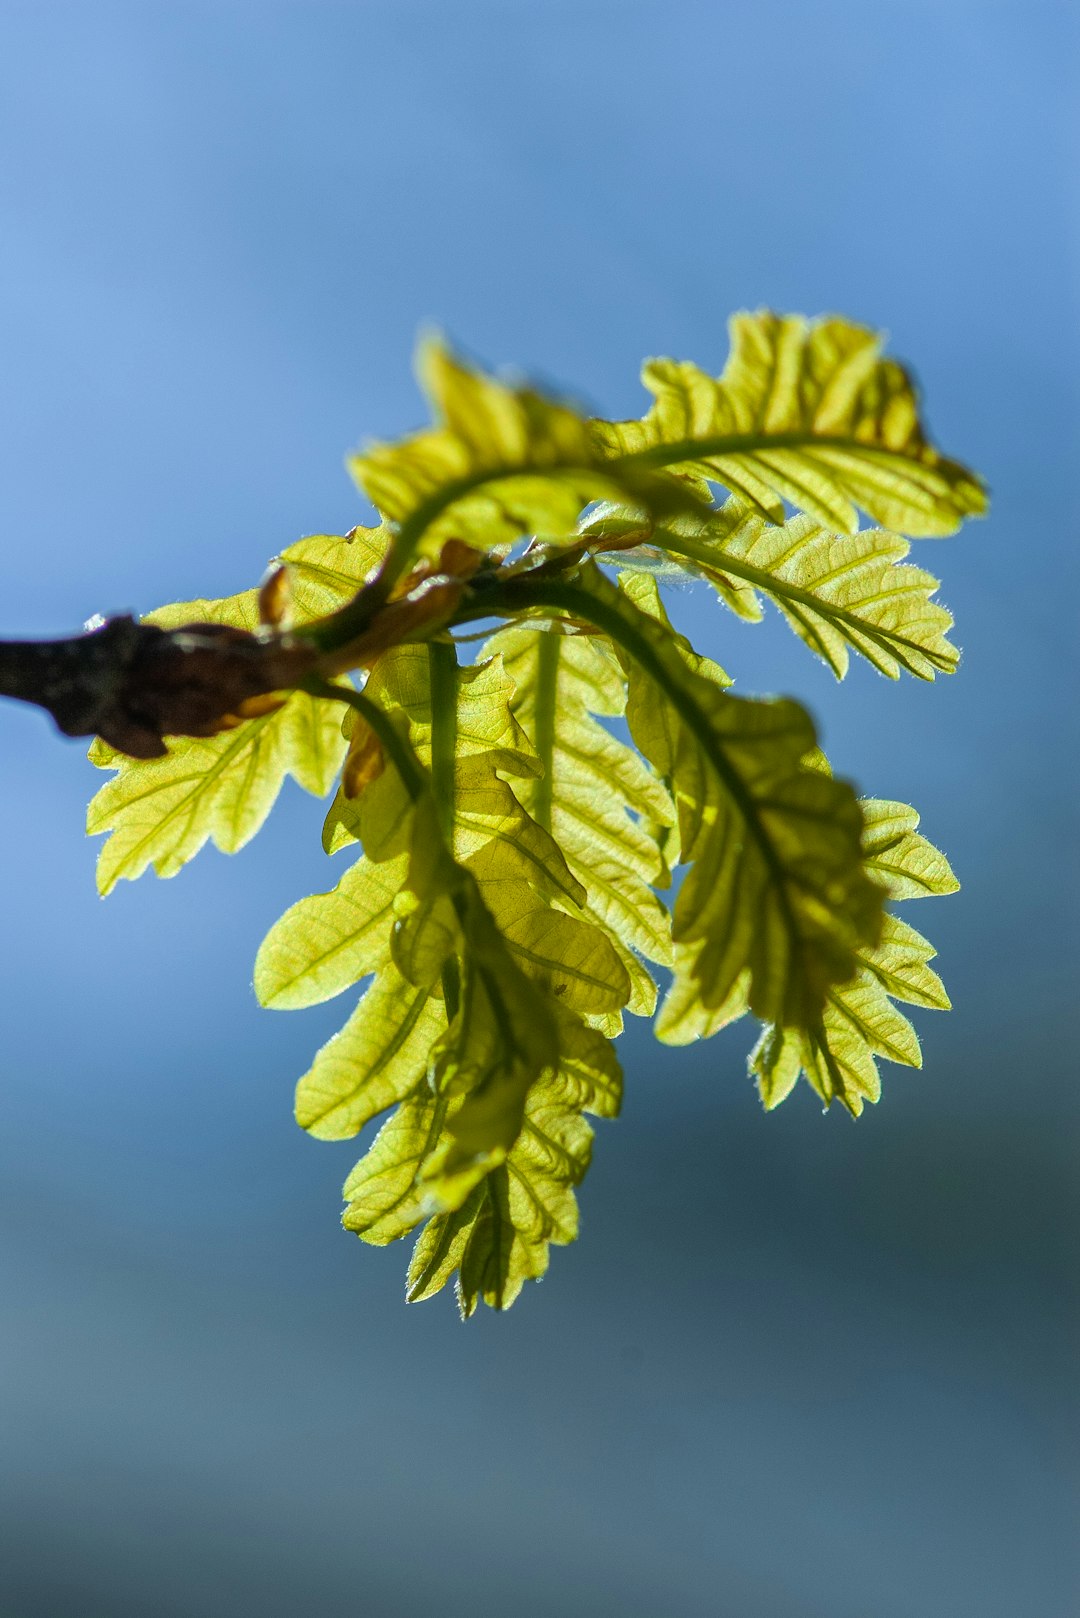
(861, 798, 959, 898)
(351, 643, 541, 779)
(752, 798, 956, 1113)
(494, 881, 631, 1015)
(302, 680, 627, 1310)
(279, 527, 391, 617)
(563, 567, 882, 1039)
(88, 683, 346, 894)
(295, 963, 446, 1140)
(638, 500, 958, 680)
(590, 311, 986, 537)
(343, 1003, 621, 1308)
(405, 1010, 622, 1313)
(860, 913, 950, 1011)
(342, 1084, 450, 1246)
(349, 338, 625, 556)
(320, 649, 634, 1038)
(428, 875, 561, 1165)
(482, 622, 675, 1015)
(254, 852, 407, 1010)
(321, 651, 584, 911)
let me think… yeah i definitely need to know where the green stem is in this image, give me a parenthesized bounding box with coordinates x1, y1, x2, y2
(291, 407, 975, 663)
(531, 632, 559, 834)
(306, 674, 468, 1020)
(426, 640, 463, 1018)
(302, 678, 426, 801)
(427, 640, 458, 847)
(296, 450, 605, 658)
(611, 428, 901, 478)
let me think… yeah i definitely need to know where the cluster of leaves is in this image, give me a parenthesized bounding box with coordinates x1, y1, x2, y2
(87, 311, 981, 1313)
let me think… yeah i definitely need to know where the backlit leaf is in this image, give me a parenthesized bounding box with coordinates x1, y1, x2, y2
(350, 339, 625, 555)
(598, 499, 959, 680)
(752, 798, 956, 1113)
(260, 645, 629, 1308)
(589, 311, 986, 536)
(78, 320, 981, 1312)
(254, 852, 407, 1010)
(482, 621, 675, 1016)
(405, 1009, 622, 1314)
(329, 807, 625, 1310)
(295, 964, 447, 1141)
(565, 565, 882, 1040)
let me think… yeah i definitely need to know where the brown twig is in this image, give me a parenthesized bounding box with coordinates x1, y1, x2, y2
(0, 616, 316, 758)
(0, 530, 644, 760)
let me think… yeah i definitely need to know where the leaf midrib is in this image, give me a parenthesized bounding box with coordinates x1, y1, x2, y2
(96, 705, 290, 880)
(611, 429, 954, 487)
(655, 531, 956, 674)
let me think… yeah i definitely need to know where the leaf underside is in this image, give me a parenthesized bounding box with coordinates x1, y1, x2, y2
(86, 310, 980, 1311)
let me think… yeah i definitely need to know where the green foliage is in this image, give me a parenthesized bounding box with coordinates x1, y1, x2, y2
(479, 620, 675, 1018)
(588, 311, 984, 535)
(86, 311, 984, 1313)
(583, 499, 958, 681)
(347, 336, 703, 563)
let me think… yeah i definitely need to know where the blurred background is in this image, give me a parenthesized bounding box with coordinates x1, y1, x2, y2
(0, 3, 1076, 1614)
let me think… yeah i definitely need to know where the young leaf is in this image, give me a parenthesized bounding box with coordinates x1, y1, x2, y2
(254, 851, 407, 1010)
(586, 499, 959, 680)
(350, 339, 598, 550)
(556, 564, 883, 1038)
(751, 798, 957, 1113)
(334, 652, 635, 1040)
(589, 311, 986, 536)
(341, 1029, 614, 1315)
(330, 794, 625, 1311)
(860, 797, 961, 900)
(348, 336, 704, 560)
(323, 652, 586, 908)
(256, 643, 630, 1308)
(68, 316, 983, 1313)
(87, 683, 343, 894)
(481, 622, 675, 1015)
(443, 1012, 621, 1315)
(295, 962, 448, 1140)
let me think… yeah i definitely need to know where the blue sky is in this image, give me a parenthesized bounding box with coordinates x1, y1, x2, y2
(0, 5, 1076, 1615)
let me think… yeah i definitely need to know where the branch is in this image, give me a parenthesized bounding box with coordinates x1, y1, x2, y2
(0, 615, 316, 759)
(0, 534, 633, 759)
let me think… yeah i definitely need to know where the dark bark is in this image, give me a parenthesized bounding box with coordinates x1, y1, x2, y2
(0, 616, 316, 758)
